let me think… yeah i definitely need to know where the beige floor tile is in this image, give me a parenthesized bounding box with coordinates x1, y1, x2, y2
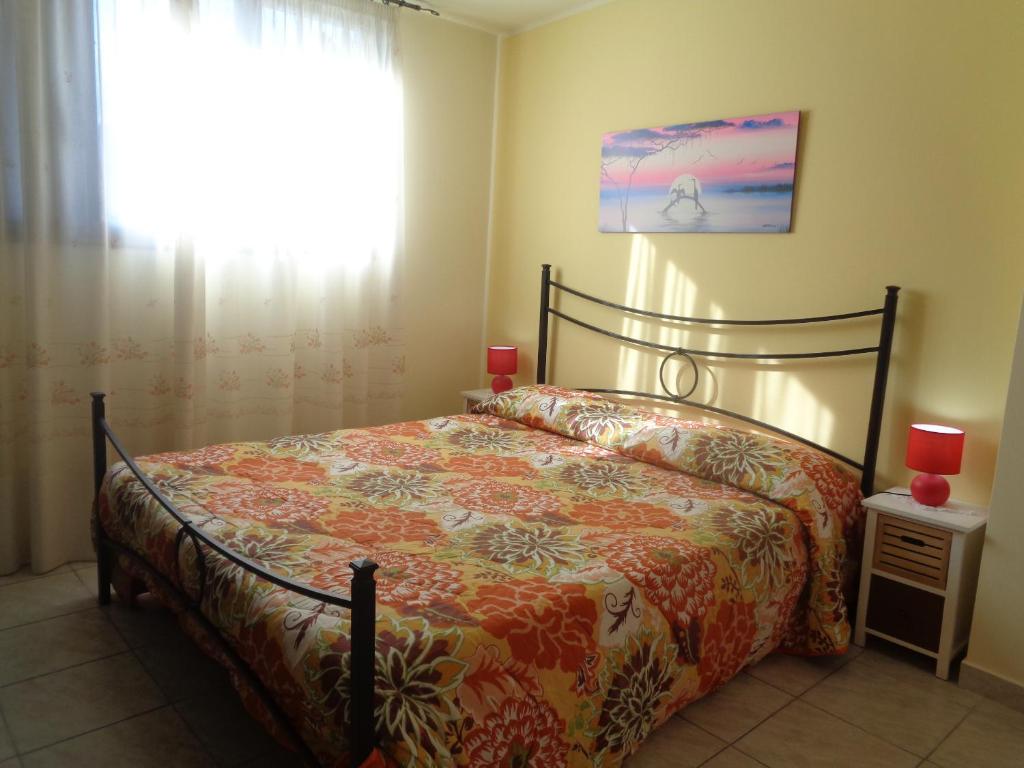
(682, 673, 791, 742)
(0, 609, 125, 687)
(174, 685, 279, 766)
(626, 717, 726, 768)
(103, 594, 181, 649)
(68, 561, 97, 573)
(73, 564, 98, 597)
(0, 716, 13, 761)
(930, 697, 1024, 768)
(959, 662, 1024, 713)
(702, 747, 766, 767)
(19, 707, 215, 768)
(0, 571, 93, 631)
(0, 652, 166, 753)
(736, 700, 918, 768)
(856, 646, 980, 708)
(0, 759, 20, 767)
(802, 650, 975, 756)
(102, 585, 216, 708)
(134, 632, 231, 703)
(0, 565, 70, 589)
(745, 644, 862, 696)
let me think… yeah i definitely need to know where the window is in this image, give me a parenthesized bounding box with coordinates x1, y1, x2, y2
(96, 0, 401, 269)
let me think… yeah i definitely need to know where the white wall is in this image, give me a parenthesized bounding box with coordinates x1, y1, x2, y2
(399, 12, 498, 421)
(966, 297, 1024, 688)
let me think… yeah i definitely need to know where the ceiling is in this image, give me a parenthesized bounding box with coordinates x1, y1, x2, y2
(424, 0, 611, 35)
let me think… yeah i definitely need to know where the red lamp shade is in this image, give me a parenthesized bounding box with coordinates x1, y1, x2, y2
(905, 424, 964, 506)
(487, 346, 517, 375)
(487, 346, 517, 394)
(906, 424, 964, 475)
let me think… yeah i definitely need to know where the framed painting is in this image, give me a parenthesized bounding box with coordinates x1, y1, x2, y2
(599, 111, 800, 233)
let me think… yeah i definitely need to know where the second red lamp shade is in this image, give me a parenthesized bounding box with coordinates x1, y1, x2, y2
(487, 346, 517, 394)
(905, 423, 965, 506)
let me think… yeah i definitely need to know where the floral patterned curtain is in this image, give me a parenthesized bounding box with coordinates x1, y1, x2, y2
(0, 0, 404, 574)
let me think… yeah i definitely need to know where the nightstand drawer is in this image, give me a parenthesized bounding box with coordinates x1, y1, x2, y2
(872, 513, 951, 589)
(866, 574, 944, 652)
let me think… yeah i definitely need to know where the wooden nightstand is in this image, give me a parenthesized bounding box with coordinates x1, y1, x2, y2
(854, 488, 988, 679)
(460, 388, 493, 413)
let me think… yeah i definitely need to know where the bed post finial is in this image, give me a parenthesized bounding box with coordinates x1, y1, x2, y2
(862, 286, 900, 497)
(349, 558, 379, 765)
(537, 264, 552, 384)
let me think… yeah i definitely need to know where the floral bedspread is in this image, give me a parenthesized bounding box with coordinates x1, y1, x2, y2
(98, 385, 863, 767)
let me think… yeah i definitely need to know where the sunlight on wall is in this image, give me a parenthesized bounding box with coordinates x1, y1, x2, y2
(615, 232, 836, 451)
(617, 234, 722, 399)
(616, 234, 659, 393)
(751, 368, 836, 448)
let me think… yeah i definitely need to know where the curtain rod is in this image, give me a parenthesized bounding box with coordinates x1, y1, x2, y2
(381, 0, 440, 16)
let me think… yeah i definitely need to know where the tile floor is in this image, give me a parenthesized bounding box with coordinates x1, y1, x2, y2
(1, 563, 1022, 767)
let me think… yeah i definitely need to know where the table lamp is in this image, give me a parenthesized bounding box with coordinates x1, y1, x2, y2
(905, 423, 965, 506)
(487, 346, 517, 394)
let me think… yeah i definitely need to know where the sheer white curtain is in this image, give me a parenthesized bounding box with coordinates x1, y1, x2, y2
(0, 0, 404, 575)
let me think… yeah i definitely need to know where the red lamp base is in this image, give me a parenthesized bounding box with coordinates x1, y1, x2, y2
(910, 473, 950, 507)
(490, 374, 513, 394)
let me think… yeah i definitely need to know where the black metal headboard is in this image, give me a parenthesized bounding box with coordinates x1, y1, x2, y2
(535, 264, 899, 497)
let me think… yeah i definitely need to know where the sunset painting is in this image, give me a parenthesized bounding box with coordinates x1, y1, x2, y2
(599, 111, 800, 233)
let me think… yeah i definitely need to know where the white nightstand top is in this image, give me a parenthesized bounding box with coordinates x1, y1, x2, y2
(863, 487, 988, 533)
(461, 388, 494, 403)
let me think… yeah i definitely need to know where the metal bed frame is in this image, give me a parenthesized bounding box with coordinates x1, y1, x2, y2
(536, 263, 899, 496)
(89, 264, 899, 767)
(90, 395, 378, 767)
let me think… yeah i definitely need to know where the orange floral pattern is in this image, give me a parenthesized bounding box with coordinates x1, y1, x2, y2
(156, 444, 237, 470)
(468, 578, 598, 673)
(464, 696, 567, 768)
(341, 436, 444, 469)
(201, 483, 329, 528)
(230, 456, 327, 483)
(329, 506, 439, 547)
(440, 454, 537, 479)
(366, 551, 466, 610)
(448, 479, 564, 522)
(571, 499, 681, 530)
(98, 385, 863, 767)
(696, 599, 758, 691)
(601, 535, 718, 659)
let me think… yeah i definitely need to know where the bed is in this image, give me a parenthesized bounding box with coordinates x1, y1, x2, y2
(90, 266, 900, 767)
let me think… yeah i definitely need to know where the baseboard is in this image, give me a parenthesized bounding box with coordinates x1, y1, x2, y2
(959, 660, 1024, 714)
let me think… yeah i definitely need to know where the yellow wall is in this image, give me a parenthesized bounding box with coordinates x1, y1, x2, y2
(967, 299, 1024, 688)
(487, 0, 1024, 503)
(400, 12, 497, 420)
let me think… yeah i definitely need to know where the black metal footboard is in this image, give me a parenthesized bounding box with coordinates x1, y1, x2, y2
(89, 393, 378, 768)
